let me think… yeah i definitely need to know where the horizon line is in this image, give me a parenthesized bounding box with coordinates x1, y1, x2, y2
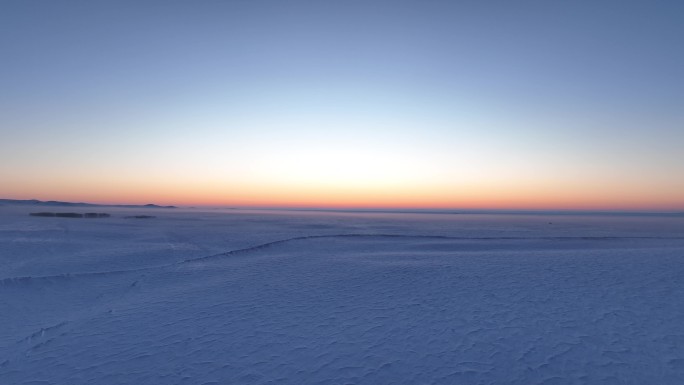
(2, 198, 683, 216)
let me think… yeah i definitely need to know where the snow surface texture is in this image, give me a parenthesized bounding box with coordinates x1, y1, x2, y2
(1, 205, 684, 384)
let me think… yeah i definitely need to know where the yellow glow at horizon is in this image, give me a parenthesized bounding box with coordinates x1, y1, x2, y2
(245, 142, 444, 191)
(3, 121, 683, 210)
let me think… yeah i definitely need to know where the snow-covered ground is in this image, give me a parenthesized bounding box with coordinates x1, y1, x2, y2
(1, 204, 684, 384)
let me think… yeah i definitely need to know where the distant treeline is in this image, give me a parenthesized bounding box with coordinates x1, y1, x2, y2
(30, 212, 111, 218)
(29, 212, 157, 219)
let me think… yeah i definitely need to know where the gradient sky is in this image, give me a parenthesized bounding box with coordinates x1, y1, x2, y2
(1, 0, 683, 209)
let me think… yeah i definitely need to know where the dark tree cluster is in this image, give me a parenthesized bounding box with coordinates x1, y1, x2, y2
(30, 212, 111, 218)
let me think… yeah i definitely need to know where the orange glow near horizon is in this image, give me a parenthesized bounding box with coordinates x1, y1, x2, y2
(4, 127, 683, 211)
(5, 176, 684, 211)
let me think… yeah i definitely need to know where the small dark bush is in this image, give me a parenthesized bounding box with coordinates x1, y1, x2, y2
(84, 213, 111, 218)
(55, 213, 84, 218)
(30, 212, 56, 217)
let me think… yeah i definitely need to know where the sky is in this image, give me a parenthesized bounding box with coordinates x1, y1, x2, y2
(1, 0, 683, 210)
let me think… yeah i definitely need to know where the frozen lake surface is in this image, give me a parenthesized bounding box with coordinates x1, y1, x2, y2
(1, 205, 684, 384)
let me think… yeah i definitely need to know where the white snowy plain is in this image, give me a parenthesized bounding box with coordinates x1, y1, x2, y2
(1, 204, 684, 385)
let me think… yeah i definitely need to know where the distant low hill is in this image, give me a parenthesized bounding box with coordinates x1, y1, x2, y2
(0, 199, 176, 209)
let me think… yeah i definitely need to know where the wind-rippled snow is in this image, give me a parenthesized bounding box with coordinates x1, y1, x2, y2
(1, 205, 684, 384)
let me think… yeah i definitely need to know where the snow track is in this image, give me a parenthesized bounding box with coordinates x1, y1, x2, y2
(3, 233, 681, 285)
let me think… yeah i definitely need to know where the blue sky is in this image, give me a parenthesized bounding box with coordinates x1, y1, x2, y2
(1, 0, 683, 208)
